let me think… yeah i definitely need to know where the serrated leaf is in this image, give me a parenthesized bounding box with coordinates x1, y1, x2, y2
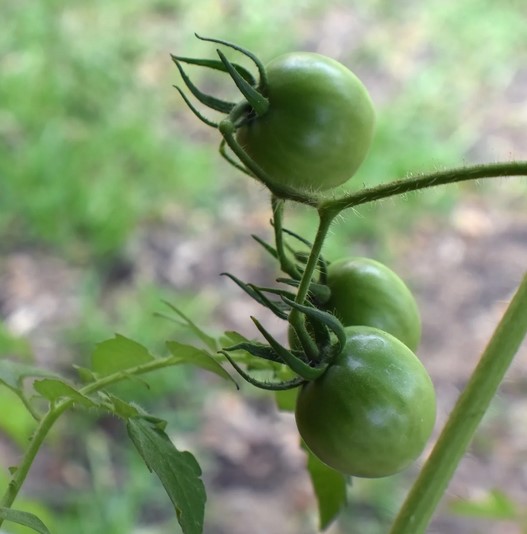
(0, 507, 51, 534)
(127, 417, 206, 534)
(33, 378, 97, 407)
(303, 443, 347, 530)
(449, 489, 519, 520)
(91, 334, 154, 377)
(166, 341, 236, 386)
(162, 301, 218, 352)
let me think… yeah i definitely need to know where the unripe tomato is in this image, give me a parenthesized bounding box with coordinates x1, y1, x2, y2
(236, 53, 375, 192)
(325, 257, 421, 351)
(295, 326, 436, 478)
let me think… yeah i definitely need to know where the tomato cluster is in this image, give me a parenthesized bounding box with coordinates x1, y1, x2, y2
(292, 256, 435, 478)
(174, 37, 435, 479)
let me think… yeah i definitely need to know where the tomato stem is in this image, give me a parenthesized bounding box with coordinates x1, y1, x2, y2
(390, 273, 527, 534)
(288, 210, 336, 361)
(321, 161, 527, 213)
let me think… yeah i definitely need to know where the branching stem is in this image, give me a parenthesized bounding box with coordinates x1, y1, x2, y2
(0, 356, 188, 525)
(321, 161, 527, 212)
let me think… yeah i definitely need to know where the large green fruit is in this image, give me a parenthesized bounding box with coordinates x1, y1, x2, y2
(325, 257, 421, 351)
(236, 52, 375, 192)
(295, 326, 436, 478)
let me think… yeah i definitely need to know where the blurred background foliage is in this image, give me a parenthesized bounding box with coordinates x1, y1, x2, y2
(1, 0, 526, 532)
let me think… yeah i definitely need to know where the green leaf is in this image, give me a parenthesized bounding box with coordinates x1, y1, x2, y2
(161, 301, 218, 352)
(91, 334, 154, 377)
(166, 341, 236, 386)
(449, 489, 519, 520)
(127, 417, 206, 534)
(304, 443, 348, 530)
(33, 378, 98, 407)
(99, 392, 142, 419)
(0, 507, 51, 534)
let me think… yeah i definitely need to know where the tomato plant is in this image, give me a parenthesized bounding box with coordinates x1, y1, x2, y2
(235, 52, 375, 192)
(295, 326, 436, 478)
(325, 256, 422, 351)
(2, 34, 526, 534)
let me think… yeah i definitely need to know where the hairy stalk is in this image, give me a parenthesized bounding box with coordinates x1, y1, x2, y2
(390, 273, 527, 534)
(0, 356, 187, 524)
(321, 161, 527, 212)
(288, 209, 336, 361)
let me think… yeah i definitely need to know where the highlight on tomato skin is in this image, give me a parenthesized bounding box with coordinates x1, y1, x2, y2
(324, 257, 422, 352)
(235, 52, 375, 193)
(295, 325, 436, 478)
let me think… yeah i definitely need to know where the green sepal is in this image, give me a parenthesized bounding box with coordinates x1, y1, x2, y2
(172, 57, 235, 113)
(251, 234, 278, 260)
(222, 342, 283, 363)
(251, 317, 327, 381)
(217, 49, 269, 117)
(173, 86, 218, 128)
(282, 297, 346, 356)
(220, 351, 305, 391)
(194, 33, 268, 91)
(170, 54, 256, 85)
(219, 139, 253, 176)
(221, 272, 288, 319)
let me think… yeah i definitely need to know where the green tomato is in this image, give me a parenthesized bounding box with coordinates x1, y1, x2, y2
(325, 257, 421, 351)
(235, 52, 375, 192)
(295, 326, 436, 478)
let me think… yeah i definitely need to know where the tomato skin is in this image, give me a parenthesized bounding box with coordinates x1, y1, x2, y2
(235, 53, 375, 192)
(295, 326, 436, 478)
(325, 257, 421, 351)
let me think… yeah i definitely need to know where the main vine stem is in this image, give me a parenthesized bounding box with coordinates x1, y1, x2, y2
(390, 273, 527, 534)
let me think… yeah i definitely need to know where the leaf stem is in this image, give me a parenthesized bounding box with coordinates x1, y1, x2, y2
(321, 160, 527, 212)
(0, 355, 191, 524)
(390, 273, 527, 534)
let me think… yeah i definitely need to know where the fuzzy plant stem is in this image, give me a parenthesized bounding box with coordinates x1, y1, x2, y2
(0, 357, 185, 526)
(390, 273, 527, 534)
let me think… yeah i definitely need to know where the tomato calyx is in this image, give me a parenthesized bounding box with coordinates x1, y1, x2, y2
(217, 219, 346, 390)
(171, 34, 270, 129)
